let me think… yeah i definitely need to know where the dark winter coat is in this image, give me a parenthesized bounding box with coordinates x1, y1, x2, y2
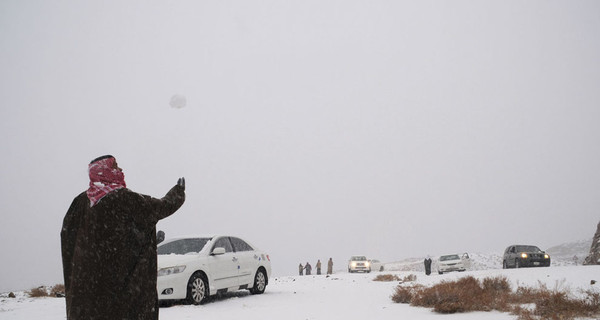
(61, 185, 185, 320)
(424, 258, 432, 275)
(304, 263, 312, 275)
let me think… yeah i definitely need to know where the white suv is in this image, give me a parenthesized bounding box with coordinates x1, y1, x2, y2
(348, 256, 371, 273)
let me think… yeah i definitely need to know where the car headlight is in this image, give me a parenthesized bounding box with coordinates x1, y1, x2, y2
(158, 265, 186, 277)
(521, 253, 528, 259)
(351, 262, 357, 267)
(544, 254, 550, 259)
(365, 262, 370, 267)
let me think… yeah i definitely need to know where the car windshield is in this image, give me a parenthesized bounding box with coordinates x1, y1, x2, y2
(515, 245, 542, 253)
(158, 238, 211, 255)
(440, 255, 460, 261)
(352, 256, 367, 261)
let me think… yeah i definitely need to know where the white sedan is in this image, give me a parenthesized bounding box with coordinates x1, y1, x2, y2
(437, 253, 470, 274)
(157, 235, 272, 305)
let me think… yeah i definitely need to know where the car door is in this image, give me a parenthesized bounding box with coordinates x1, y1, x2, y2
(230, 237, 257, 286)
(506, 246, 516, 267)
(209, 237, 238, 290)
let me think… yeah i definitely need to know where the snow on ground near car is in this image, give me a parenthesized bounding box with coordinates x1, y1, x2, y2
(1, 266, 598, 320)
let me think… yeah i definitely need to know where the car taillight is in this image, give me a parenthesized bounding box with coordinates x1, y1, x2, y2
(266, 254, 270, 261)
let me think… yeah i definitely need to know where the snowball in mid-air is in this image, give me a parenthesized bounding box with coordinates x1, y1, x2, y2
(169, 94, 186, 109)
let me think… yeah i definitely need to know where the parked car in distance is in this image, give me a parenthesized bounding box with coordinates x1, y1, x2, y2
(348, 256, 371, 273)
(157, 235, 271, 305)
(437, 253, 469, 274)
(503, 245, 550, 269)
(369, 259, 384, 272)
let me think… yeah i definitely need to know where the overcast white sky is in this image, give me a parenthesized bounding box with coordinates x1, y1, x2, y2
(1, 0, 599, 292)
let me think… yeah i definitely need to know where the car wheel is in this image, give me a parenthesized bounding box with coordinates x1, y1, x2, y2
(438, 271, 443, 275)
(250, 269, 267, 294)
(186, 273, 208, 305)
(515, 259, 520, 269)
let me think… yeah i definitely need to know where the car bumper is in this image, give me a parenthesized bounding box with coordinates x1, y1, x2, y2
(517, 258, 551, 267)
(349, 266, 371, 272)
(157, 271, 192, 301)
(439, 266, 466, 273)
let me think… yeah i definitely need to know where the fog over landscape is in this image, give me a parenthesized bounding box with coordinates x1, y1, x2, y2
(1, 0, 599, 293)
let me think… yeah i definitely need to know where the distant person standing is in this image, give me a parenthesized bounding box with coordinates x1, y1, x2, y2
(304, 262, 312, 275)
(424, 257, 432, 276)
(327, 258, 333, 275)
(61, 155, 186, 320)
(299, 263, 304, 276)
(316, 259, 322, 275)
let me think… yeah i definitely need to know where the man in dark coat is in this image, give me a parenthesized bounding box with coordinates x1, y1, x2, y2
(304, 262, 312, 275)
(424, 257, 432, 275)
(61, 155, 186, 320)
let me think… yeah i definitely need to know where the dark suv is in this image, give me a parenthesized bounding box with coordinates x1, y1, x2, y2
(502, 245, 550, 269)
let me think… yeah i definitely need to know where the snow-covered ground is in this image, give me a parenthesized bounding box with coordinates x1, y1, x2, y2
(2, 265, 599, 320)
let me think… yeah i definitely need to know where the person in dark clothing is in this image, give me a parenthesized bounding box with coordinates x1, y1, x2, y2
(304, 262, 312, 275)
(299, 263, 304, 276)
(61, 155, 186, 320)
(424, 257, 432, 275)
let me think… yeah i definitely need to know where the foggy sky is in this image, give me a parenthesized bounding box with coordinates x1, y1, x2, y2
(1, 0, 599, 292)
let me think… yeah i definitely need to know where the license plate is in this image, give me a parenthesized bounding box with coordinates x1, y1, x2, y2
(533, 262, 540, 266)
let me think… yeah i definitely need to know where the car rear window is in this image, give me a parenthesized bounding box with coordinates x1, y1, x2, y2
(158, 238, 211, 255)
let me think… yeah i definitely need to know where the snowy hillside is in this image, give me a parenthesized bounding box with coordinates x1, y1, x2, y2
(1, 265, 599, 320)
(546, 239, 592, 266)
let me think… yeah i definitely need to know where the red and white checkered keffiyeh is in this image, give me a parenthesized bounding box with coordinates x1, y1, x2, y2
(86, 156, 126, 207)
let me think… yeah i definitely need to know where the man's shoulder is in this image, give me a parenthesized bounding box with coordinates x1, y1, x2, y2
(72, 191, 89, 204)
(109, 188, 148, 201)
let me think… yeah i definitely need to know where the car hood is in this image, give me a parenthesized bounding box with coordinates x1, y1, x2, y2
(439, 259, 462, 265)
(158, 254, 200, 268)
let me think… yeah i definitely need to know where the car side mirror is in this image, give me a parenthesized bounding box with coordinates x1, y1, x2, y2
(211, 247, 226, 255)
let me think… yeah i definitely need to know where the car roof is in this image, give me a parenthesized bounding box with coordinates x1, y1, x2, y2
(507, 244, 540, 249)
